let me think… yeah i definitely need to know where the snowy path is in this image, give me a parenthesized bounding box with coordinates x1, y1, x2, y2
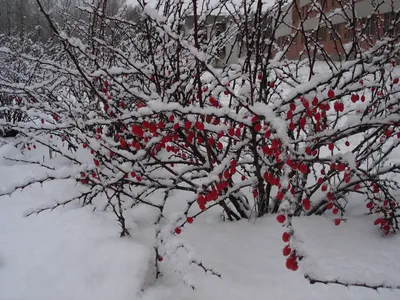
(1, 143, 400, 300)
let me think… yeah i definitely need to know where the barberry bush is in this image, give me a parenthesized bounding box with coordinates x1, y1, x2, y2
(0, 0, 400, 286)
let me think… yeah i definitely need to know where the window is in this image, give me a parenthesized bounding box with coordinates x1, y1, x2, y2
(217, 46, 226, 58)
(344, 27, 352, 41)
(361, 15, 377, 37)
(215, 22, 226, 37)
(384, 12, 392, 32)
(369, 15, 376, 36)
(397, 19, 400, 34)
(312, 30, 318, 41)
(330, 23, 341, 40)
(278, 37, 284, 47)
(332, 0, 341, 9)
(317, 27, 327, 42)
(302, 4, 309, 19)
(384, 12, 400, 34)
(277, 36, 289, 48)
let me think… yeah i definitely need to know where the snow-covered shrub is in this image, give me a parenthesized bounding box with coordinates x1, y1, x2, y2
(0, 0, 399, 282)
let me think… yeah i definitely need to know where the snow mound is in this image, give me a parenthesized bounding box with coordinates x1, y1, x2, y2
(293, 216, 400, 288)
(0, 182, 151, 300)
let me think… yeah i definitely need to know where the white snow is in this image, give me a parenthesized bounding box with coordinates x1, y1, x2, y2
(1, 141, 400, 300)
(0, 145, 150, 300)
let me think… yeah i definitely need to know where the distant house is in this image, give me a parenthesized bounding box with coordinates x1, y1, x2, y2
(183, 15, 242, 68)
(275, 0, 400, 60)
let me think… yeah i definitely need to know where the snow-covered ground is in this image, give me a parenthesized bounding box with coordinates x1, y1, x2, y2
(1, 141, 400, 300)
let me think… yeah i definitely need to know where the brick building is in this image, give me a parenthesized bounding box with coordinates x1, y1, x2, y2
(275, 0, 400, 60)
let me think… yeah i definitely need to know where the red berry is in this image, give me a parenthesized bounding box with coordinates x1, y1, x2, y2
(302, 199, 311, 211)
(286, 258, 295, 270)
(345, 141, 350, 147)
(276, 214, 286, 224)
(334, 219, 341, 226)
(194, 122, 204, 131)
(374, 218, 382, 226)
(327, 192, 333, 201)
(83, 143, 88, 149)
(328, 143, 334, 151)
(328, 89, 335, 98)
(393, 78, 399, 84)
(131, 124, 144, 138)
(120, 138, 128, 149)
(223, 169, 231, 180)
(286, 159, 293, 167)
(157, 256, 163, 262)
(184, 120, 192, 130)
(282, 232, 291, 242)
(175, 227, 181, 234)
(198, 195, 206, 206)
(291, 262, 299, 271)
(94, 159, 100, 167)
(283, 245, 291, 256)
(384, 130, 392, 137)
(299, 163, 308, 174)
(187, 217, 194, 224)
(336, 163, 346, 172)
(254, 123, 262, 132)
(383, 224, 391, 234)
(299, 118, 307, 129)
(332, 208, 339, 215)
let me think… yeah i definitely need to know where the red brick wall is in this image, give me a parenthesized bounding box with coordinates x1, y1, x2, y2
(278, 1, 391, 61)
